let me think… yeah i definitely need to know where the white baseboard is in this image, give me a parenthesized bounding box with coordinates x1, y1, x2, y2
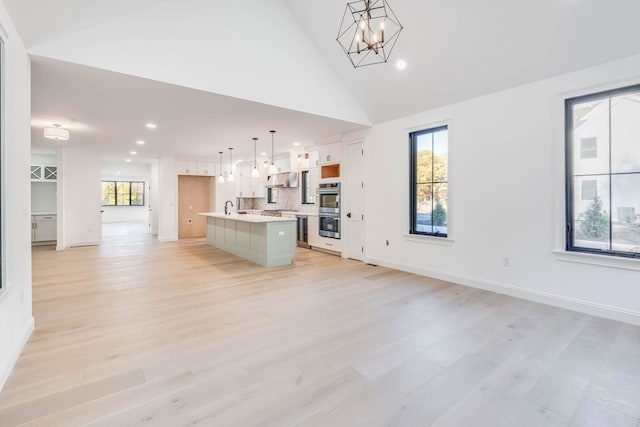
(365, 257, 640, 326)
(68, 241, 100, 248)
(0, 316, 34, 391)
(158, 235, 177, 242)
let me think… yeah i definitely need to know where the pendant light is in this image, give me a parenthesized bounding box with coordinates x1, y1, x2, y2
(227, 147, 235, 182)
(268, 130, 278, 175)
(251, 137, 260, 178)
(217, 151, 225, 183)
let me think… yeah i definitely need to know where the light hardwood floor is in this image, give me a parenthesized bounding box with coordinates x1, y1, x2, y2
(1, 225, 639, 427)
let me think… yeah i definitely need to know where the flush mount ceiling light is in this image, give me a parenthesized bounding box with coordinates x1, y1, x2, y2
(44, 123, 70, 141)
(337, 0, 403, 68)
(251, 137, 260, 178)
(268, 130, 278, 175)
(218, 151, 225, 184)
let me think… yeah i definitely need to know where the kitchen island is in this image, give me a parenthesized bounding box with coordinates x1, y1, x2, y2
(199, 213, 297, 267)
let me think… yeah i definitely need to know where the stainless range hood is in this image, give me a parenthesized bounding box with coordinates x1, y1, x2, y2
(267, 172, 298, 188)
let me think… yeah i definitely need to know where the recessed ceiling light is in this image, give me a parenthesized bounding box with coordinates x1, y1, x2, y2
(396, 59, 407, 70)
(130, 151, 137, 155)
(292, 142, 300, 146)
(136, 140, 145, 145)
(125, 158, 132, 162)
(146, 123, 157, 129)
(260, 152, 267, 156)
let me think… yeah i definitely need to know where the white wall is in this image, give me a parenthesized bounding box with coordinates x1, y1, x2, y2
(150, 159, 159, 235)
(30, 152, 55, 166)
(0, 0, 33, 390)
(157, 156, 177, 241)
(364, 54, 640, 325)
(60, 147, 101, 247)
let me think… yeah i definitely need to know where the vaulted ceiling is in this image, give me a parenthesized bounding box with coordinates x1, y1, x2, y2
(5, 0, 640, 163)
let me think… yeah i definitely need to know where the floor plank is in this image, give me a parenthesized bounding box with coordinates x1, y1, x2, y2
(1, 222, 639, 426)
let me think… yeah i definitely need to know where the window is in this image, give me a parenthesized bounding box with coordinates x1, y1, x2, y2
(267, 187, 278, 204)
(410, 125, 449, 237)
(101, 181, 145, 206)
(566, 84, 640, 258)
(580, 137, 598, 159)
(301, 170, 315, 204)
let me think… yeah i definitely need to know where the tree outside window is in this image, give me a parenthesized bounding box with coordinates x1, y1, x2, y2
(410, 125, 449, 237)
(566, 84, 640, 257)
(101, 181, 145, 206)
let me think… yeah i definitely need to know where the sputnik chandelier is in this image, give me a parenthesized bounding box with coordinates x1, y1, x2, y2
(337, 0, 403, 68)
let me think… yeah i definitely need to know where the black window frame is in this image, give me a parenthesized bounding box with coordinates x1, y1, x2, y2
(409, 125, 449, 238)
(267, 186, 277, 204)
(565, 83, 640, 259)
(101, 180, 145, 206)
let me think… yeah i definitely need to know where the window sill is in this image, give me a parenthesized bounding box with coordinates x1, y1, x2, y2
(403, 234, 455, 246)
(553, 250, 640, 271)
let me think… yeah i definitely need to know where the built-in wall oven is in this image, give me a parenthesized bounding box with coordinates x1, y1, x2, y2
(319, 214, 340, 239)
(319, 182, 341, 239)
(319, 182, 340, 214)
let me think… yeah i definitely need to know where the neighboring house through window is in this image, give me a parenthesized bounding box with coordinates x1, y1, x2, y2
(580, 137, 598, 159)
(409, 125, 449, 237)
(566, 84, 640, 257)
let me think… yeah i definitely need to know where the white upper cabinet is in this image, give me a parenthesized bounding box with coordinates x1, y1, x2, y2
(31, 165, 57, 182)
(307, 149, 319, 168)
(177, 160, 198, 175)
(197, 162, 215, 176)
(178, 160, 216, 176)
(274, 154, 292, 173)
(318, 142, 341, 165)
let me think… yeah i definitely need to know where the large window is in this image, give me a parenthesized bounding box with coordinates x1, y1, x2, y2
(101, 181, 145, 206)
(410, 125, 449, 237)
(566, 84, 640, 258)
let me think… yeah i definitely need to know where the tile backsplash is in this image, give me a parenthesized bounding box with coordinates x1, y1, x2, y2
(238, 187, 317, 213)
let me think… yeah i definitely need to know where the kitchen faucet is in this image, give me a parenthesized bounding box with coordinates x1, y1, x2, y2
(224, 200, 234, 215)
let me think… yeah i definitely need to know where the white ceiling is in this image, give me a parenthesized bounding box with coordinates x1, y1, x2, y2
(30, 56, 365, 163)
(6, 0, 640, 165)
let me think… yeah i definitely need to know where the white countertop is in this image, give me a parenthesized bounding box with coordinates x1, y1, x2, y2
(262, 210, 318, 217)
(32, 212, 57, 216)
(199, 212, 297, 223)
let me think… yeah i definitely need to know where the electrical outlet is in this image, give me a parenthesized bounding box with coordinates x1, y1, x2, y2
(503, 256, 510, 267)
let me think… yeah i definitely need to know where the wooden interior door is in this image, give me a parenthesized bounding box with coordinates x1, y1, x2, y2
(178, 176, 211, 239)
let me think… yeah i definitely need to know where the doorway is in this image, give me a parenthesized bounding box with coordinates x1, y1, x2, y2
(344, 141, 365, 261)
